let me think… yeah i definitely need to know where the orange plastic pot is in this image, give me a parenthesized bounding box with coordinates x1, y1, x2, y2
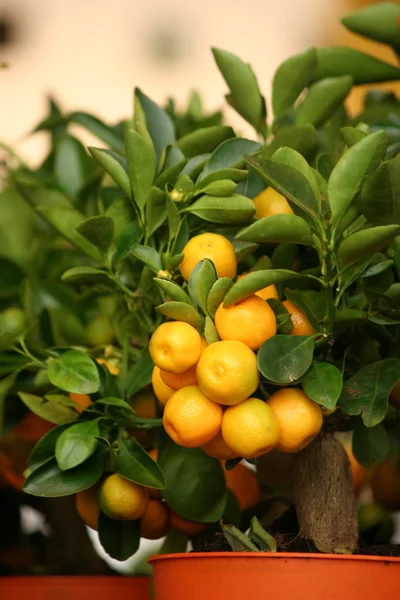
(150, 552, 400, 600)
(1, 576, 151, 600)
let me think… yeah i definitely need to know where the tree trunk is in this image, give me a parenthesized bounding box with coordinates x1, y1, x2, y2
(292, 432, 358, 553)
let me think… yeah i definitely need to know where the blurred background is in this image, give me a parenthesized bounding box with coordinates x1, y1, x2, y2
(2, 0, 398, 165)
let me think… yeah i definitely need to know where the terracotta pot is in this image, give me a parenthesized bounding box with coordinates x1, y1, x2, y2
(150, 552, 400, 600)
(1, 576, 151, 600)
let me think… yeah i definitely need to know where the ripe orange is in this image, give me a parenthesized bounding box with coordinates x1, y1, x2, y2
(76, 484, 101, 531)
(149, 321, 202, 373)
(163, 385, 223, 447)
(253, 187, 293, 219)
(282, 299, 315, 336)
(224, 463, 261, 510)
(131, 392, 157, 419)
(69, 393, 93, 413)
(141, 499, 170, 539)
(160, 364, 198, 390)
(196, 340, 259, 405)
(169, 509, 208, 536)
(100, 473, 149, 520)
(222, 398, 280, 458)
(371, 458, 400, 511)
(343, 442, 371, 496)
(215, 294, 276, 350)
(179, 233, 237, 281)
(267, 388, 323, 453)
(237, 274, 279, 301)
(152, 366, 175, 405)
(201, 432, 238, 460)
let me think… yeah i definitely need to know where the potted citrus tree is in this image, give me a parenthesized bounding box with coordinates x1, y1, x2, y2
(2, 2, 400, 599)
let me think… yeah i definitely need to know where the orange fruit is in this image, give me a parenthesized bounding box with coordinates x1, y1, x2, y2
(149, 321, 202, 373)
(141, 500, 169, 539)
(76, 484, 101, 531)
(389, 380, 400, 408)
(267, 388, 323, 453)
(179, 233, 237, 281)
(163, 385, 223, 447)
(253, 187, 293, 219)
(224, 463, 261, 510)
(215, 294, 276, 350)
(152, 366, 175, 405)
(343, 442, 371, 496)
(100, 473, 149, 520)
(130, 391, 157, 448)
(169, 509, 208, 536)
(69, 393, 92, 413)
(282, 299, 315, 336)
(371, 458, 400, 511)
(196, 340, 259, 406)
(201, 432, 238, 460)
(237, 274, 279, 301)
(222, 397, 280, 458)
(160, 364, 198, 390)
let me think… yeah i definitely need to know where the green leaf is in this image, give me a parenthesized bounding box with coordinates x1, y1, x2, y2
(146, 187, 167, 236)
(98, 512, 140, 561)
(258, 335, 315, 384)
(156, 302, 203, 330)
(212, 48, 266, 134)
(47, 350, 100, 394)
(197, 169, 248, 188)
(0, 258, 25, 298)
(204, 315, 220, 344)
(264, 124, 319, 160)
(358, 157, 400, 226)
(284, 289, 328, 332)
(95, 397, 134, 412)
(131, 244, 162, 273)
(105, 197, 134, 237)
(154, 278, 192, 305)
(223, 269, 307, 307)
(207, 278, 234, 318)
(314, 47, 400, 84)
(125, 349, 154, 398)
(188, 259, 217, 314)
(188, 194, 255, 224)
(342, 4, 400, 49)
(198, 179, 238, 197)
(28, 425, 69, 472)
(77, 216, 114, 253)
(89, 148, 131, 197)
(199, 138, 261, 180)
(340, 126, 367, 148)
(0, 371, 19, 435)
(166, 190, 181, 240)
(295, 76, 353, 128)
(329, 131, 387, 229)
(155, 158, 187, 189)
(176, 126, 235, 158)
(236, 214, 313, 246)
(125, 128, 155, 211)
(334, 308, 367, 324)
(272, 48, 317, 117)
(272, 147, 320, 210)
(134, 88, 176, 160)
(352, 421, 390, 468)
(55, 420, 99, 471)
(70, 112, 125, 154)
(338, 225, 400, 267)
(248, 516, 277, 552)
(222, 523, 259, 552)
(115, 221, 143, 261)
(267, 298, 293, 334)
(54, 136, 92, 199)
(18, 392, 78, 425)
(339, 358, 400, 426)
(61, 266, 113, 286)
(245, 156, 319, 221)
(23, 448, 107, 497)
(233, 240, 259, 263)
(302, 362, 342, 410)
(158, 436, 227, 522)
(115, 437, 165, 489)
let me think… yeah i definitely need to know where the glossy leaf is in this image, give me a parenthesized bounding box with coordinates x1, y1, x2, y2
(302, 362, 342, 410)
(204, 315, 220, 344)
(131, 244, 162, 273)
(199, 179, 238, 197)
(264, 124, 319, 160)
(77, 216, 114, 253)
(55, 420, 100, 471)
(155, 158, 187, 189)
(105, 197, 135, 237)
(339, 358, 400, 426)
(236, 214, 313, 246)
(258, 335, 315, 384)
(166, 190, 181, 240)
(115, 437, 165, 489)
(188, 194, 255, 224)
(61, 266, 113, 286)
(125, 128, 155, 211)
(158, 436, 227, 522)
(54, 136, 92, 199)
(197, 169, 248, 189)
(272, 48, 317, 116)
(358, 157, 400, 226)
(340, 126, 367, 148)
(212, 48, 266, 134)
(125, 349, 154, 398)
(176, 126, 235, 158)
(342, 4, 400, 49)
(47, 350, 100, 394)
(329, 131, 387, 228)
(134, 88, 176, 160)
(296, 76, 353, 128)
(89, 148, 131, 197)
(207, 278, 234, 318)
(156, 302, 203, 330)
(154, 278, 192, 305)
(188, 259, 217, 314)
(98, 512, 141, 561)
(70, 112, 125, 154)
(223, 269, 308, 307)
(199, 138, 261, 180)
(314, 47, 400, 84)
(222, 524, 259, 552)
(248, 516, 277, 552)
(18, 392, 78, 425)
(338, 225, 400, 267)
(115, 221, 143, 261)
(272, 147, 320, 210)
(352, 421, 390, 468)
(28, 425, 70, 472)
(146, 187, 167, 236)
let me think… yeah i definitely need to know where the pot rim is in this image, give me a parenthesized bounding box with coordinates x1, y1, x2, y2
(149, 552, 400, 564)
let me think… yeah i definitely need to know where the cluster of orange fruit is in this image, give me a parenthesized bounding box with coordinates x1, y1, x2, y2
(149, 189, 324, 460)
